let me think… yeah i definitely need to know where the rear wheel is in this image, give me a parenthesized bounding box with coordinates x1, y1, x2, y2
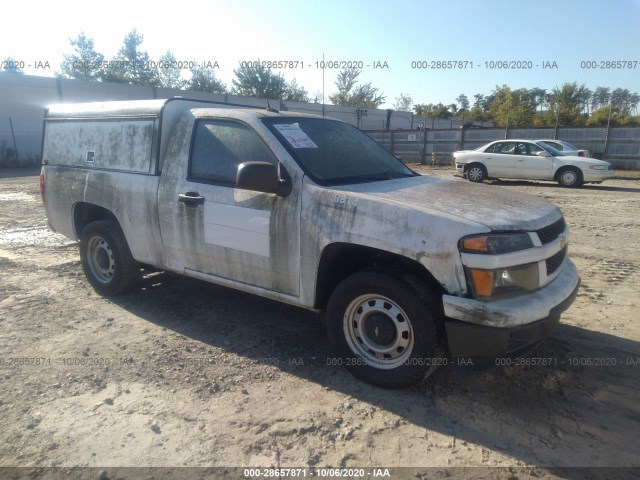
(556, 167, 583, 188)
(326, 270, 441, 388)
(80, 220, 139, 296)
(466, 164, 487, 183)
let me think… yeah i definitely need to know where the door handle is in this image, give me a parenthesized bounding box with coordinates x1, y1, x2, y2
(517, 159, 525, 162)
(178, 191, 205, 205)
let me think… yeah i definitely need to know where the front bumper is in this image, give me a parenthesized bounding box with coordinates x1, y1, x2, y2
(582, 169, 614, 183)
(442, 259, 580, 357)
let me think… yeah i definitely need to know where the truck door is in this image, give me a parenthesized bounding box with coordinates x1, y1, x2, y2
(157, 118, 301, 296)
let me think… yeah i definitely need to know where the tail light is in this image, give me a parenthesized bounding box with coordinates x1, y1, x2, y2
(578, 151, 584, 157)
(39, 173, 45, 204)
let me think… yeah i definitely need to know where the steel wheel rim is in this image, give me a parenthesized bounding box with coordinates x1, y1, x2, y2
(561, 170, 577, 186)
(468, 167, 483, 181)
(343, 294, 414, 369)
(87, 235, 115, 284)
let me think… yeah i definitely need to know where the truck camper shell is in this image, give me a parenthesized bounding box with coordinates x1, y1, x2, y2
(42, 97, 254, 175)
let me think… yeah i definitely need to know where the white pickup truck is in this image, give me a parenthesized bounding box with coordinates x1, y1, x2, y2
(40, 98, 580, 388)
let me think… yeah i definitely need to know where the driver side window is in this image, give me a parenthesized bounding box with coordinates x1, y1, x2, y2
(494, 142, 516, 154)
(189, 120, 277, 185)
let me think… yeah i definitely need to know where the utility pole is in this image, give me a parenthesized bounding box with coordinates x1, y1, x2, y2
(9, 117, 19, 167)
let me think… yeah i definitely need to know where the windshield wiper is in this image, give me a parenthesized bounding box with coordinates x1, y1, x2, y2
(329, 170, 415, 185)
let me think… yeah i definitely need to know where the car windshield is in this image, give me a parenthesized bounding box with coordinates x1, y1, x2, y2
(558, 141, 579, 150)
(537, 142, 566, 157)
(262, 117, 416, 185)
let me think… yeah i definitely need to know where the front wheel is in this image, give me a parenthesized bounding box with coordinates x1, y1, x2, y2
(557, 167, 583, 188)
(326, 270, 441, 388)
(80, 220, 140, 296)
(466, 164, 487, 183)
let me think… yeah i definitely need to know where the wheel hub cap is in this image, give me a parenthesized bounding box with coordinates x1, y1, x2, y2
(343, 295, 414, 369)
(364, 313, 397, 346)
(87, 236, 115, 284)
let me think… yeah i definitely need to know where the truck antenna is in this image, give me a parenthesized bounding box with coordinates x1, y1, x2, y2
(265, 98, 279, 113)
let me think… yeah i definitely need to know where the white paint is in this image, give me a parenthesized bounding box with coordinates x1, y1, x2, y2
(204, 202, 271, 257)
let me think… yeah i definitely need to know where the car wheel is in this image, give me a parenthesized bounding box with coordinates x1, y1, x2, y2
(326, 270, 441, 389)
(556, 167, 583, 188)
(466, 164, 487, 183)
(80, 219, 140, 296)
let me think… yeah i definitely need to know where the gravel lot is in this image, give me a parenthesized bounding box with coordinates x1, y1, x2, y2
(0, 167, 639, 479)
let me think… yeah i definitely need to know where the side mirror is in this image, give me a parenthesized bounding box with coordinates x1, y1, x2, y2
(537, 151, 551, 157)
(236, 161, 292, 197)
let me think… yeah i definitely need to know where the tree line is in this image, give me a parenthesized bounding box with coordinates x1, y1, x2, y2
(2, 30, 638, 127)
(408, 84, 639, 127)
(1, 31, 312, 102)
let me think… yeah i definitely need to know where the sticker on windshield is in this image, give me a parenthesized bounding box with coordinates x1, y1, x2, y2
(273, 123, 318, 149)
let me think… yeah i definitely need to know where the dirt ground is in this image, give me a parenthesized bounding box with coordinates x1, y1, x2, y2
(0, 167, 639, 479)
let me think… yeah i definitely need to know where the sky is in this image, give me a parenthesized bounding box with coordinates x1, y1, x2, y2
(2, 0, 639, 109)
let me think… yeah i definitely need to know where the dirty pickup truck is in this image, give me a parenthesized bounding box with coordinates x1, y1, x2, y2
(40, 98, 580, 388)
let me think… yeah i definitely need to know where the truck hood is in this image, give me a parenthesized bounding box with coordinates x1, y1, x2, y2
(334, 175, 562, 231)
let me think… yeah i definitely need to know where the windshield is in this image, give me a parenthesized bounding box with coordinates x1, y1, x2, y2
(559, 141, 579, 150)
(263, 117, 416, 185)
(537, 142, 566, 157)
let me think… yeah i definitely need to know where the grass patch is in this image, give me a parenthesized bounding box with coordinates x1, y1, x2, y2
(613, 170, 640, 178)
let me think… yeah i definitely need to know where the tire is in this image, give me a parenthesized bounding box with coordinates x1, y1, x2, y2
(80, 220, 140, 296)
(325, 270, 441, 389)
(556, 167, 583, 188)
(466, 164, 487, 183)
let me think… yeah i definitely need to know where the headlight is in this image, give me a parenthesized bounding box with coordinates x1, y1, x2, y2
(466, 263, 539, 300)
(589, 165, 609, 170)
(459, 233, 538, 300)
(459, 233, 533, 254)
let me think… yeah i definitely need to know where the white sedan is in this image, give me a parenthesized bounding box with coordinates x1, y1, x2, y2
(453, 139, 613, 187)
(538, 139, 590, 158)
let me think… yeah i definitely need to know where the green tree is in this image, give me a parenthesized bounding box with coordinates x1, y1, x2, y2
(231, 61, 287, 98)
(351, 83, 386, 108)
(328, 68, 385, 108)
(413, 103, 454, 118)
(392, 93, 413, 112)
(156, 51, 187, 89)
(610, 88, 639, 116)
(284, 79, 310, 102)
(488, 85, 536, 127)
(591, 86, 611, 111)
(545, 82, 590, 126)
(1, 57, 24, 74)
(188, 64, 226, 93)
(59, 32, 104, 80)
(311, 90, 324, 104)
(472, 93, 486, 110)
(465, 94, 489, 121)
(103, 30, 158, 86)
(587, 106, 638, 126)
(529, 88, 547, 114)
(455, 94, 469, 116)
(329, 68, 360, 106)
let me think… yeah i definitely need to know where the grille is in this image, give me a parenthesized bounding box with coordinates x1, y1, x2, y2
(546, 246, 567, 275)
(536, 217, 566, 245)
